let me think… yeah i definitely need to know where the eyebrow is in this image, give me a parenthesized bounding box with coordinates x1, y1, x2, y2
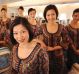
(13, 29, 27, 32)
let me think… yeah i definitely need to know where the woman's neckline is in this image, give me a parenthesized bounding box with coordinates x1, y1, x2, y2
(17, 41, 38, 60)
(69, 24, 79, 30)
(45, 23, 59, 34)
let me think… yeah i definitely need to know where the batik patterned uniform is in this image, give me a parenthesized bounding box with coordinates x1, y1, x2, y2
(0, 18, 11, 47)
(10, 43, 49, 74)
(42, 24, 69, 74)
(66, 25, 79, 69)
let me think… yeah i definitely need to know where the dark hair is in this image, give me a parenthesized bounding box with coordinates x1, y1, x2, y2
(43, 4, 59, 22)
(1, 8, 7, 12)
(18, 6, 24, 11)
(28, 8, 36, 15)
(10, 17, 34, 45)
(73, 8, 79, 15)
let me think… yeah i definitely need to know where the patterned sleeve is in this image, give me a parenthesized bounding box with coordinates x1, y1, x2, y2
(60, 26, 70, 50)
(38, 48, 49, 74)
(8, 18, 11, 28)
(36, 26, 44, 41)
(9, 45, 18, 74)
(8, 48, 13, 74)
(65, 26, 77, 51)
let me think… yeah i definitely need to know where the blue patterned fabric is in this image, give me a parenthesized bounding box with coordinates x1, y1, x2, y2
(0, 47, 10, 73)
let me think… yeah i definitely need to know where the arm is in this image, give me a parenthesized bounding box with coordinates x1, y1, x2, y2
(60, 27, 70, 50)
(0, 41, 5, 43)
(47, 45, 62, 51)
(8, 50, 13, 74)
(9, 45, 18, 74)
(38, 48, 49, 74)
(0, 40, 6, 46)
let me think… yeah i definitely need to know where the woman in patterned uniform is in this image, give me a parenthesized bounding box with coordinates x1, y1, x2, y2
(0, 8, 11, 74)
(27, 8, 45, 48)
(0, 8, 11, 48)
(66, 8, 79, 72)
(41, 4, 69, 74)
(27, 8, 42, 38)
(9, 17, 49, 74)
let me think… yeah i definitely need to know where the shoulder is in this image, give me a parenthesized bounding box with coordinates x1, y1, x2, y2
(59, 24, 66, 30)
(7, 18, 11, 21)
(33, 41, 47, 52)
(36, 43, 47, 56)
(0, 18, 2, 22)
(65, 24, 71, 31)
(58, 24, 68, 34)
(12, 44, 18, 52)
(41, 23, 46, 31)
(59, 24, 64, 28)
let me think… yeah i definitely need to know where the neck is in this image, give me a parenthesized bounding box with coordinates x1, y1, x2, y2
(19, 14, 23, 17)
(2, 16, 7, 19)
(29, 17, 35, 20)
(71, 20, 78, 25)
(48, 21, 57, 26)
(70, 20, 79, 28)
(19, 40, 36, 48)
(19, 42, 29, 47)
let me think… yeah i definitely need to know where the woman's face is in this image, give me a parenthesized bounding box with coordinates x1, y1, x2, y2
(1, 10, 7, 17)
(28, 10, 36, 19)
(13, 24, 29, 44)
(72, 12, 79, 23)
(46, 9, 57, 23)
(18, 9, 24, 16)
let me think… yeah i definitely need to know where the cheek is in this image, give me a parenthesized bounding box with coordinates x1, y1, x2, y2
(25, 32, 29, 39)
(46, 16, 49, 20)
(13, 35, 17, 40)
(77, 16, 79, 19)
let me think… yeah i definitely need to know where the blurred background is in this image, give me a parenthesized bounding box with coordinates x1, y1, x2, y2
(0, 0, 79, 25)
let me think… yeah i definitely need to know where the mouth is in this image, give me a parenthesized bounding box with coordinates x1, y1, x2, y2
(18, 39, 25, 42)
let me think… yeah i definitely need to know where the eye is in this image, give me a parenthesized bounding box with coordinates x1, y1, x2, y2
(52, 13, 55, 15)
(21, 31, 26, 33)
(75, 15, 77, 17)
(13, 32, 18, 35)
(46, 14, 50, 16)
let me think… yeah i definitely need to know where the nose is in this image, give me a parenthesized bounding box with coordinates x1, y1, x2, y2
(50, 15, 54, 19)
(49, 15, 52, 18)
(17, 32, 23, 39)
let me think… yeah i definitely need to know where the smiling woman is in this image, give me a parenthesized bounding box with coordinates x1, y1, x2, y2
(9, 17, 49, 74)
(41, 4, 70, 74)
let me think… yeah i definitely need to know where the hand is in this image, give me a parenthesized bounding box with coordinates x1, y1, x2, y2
(75, 49, 79, 55)
(73, 63, 79, 71)
(32, 39, 46, 48)
(76, 50, 79, 52)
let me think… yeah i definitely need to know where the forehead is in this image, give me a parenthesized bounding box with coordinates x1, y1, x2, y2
(18, 9, 23, 11)
(46, 9, 56, 14)
(29, 10, 36, 14)
(13, 24, 26, 31)
(1, 10, 6, 12)
(73, 12, 79, 16)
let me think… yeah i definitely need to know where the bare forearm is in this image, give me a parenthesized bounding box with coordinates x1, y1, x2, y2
(47, 45, 62, 51)
(0, 41, 5, 44)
